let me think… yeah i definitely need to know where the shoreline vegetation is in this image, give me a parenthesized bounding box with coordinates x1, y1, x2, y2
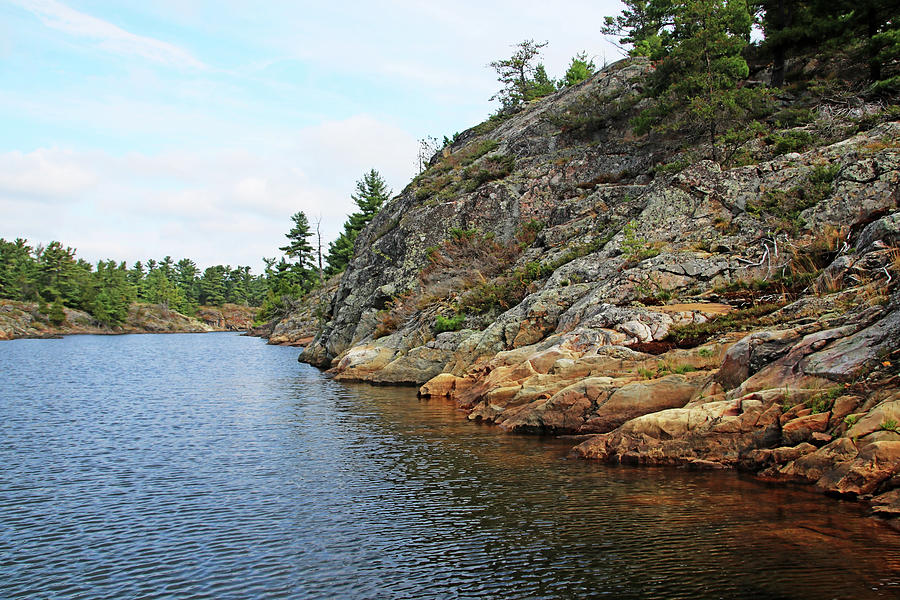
(3, 1, 898, 522)
(0, 299, 256, 340)
(253, 2, 900, 520)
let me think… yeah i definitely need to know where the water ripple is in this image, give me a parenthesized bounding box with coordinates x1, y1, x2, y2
(1, 333, 899, 599)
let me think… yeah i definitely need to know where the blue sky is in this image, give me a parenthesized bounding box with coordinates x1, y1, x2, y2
(1, 0, 624, 271)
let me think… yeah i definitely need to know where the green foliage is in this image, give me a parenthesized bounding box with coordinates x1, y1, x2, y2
(279, 211, 315, 267)
(774, 107, 816, 129)
(489, 39, 551, 109)
(638, 362, 695, 379)
(624, 0, 773, 161)
(745, 164, 839, 234)
(414, 140, 508, 202)
(602, 0, 676, 60)
(326, 169, 391, 276)
(462, 154, 515, 191)
(637, 367, 656, 379)
(48, 298, 66, 326)
(881, 418, 899, 432)
(844, 414, 861, 427)
(621, 221, 661, 262)
(434, 313, 466, 333)
(559, 51, 596, 87)
(544, 89, 640, 137)
(765, 129, 818, 155)
(666, 303, 784, 346)
(470, 113, 514, 137)
(1, 235, 271, 326)
(871, 27, 900, 93)
(806, 386, 842, 414)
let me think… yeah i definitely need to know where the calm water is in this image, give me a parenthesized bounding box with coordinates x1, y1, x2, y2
(1, 333, 899, 599)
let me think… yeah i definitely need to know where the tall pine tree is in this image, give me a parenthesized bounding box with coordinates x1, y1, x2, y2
(325, 169, 391, 275)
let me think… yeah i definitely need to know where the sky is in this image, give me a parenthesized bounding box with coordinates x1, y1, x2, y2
(1, 0, 625, 272)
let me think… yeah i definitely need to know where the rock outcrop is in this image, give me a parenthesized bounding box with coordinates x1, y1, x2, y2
(266, 58, 900, 518)
(0, 300, 256, 339)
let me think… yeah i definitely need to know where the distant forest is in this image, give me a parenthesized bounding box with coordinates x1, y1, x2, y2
(0, 238, 268, 325)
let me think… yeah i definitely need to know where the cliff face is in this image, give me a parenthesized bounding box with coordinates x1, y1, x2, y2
(286, 58, 900, 517)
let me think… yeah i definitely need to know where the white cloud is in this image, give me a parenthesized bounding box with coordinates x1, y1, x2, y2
(11, 0, 204, 68)
(0, 148, 97, 200)
(0, 114, 418, 271)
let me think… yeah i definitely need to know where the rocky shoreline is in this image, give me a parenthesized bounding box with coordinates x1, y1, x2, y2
(261, 59, 900, 520)
(0, 300, 256, 340)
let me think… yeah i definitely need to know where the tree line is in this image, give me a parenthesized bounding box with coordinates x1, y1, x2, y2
(483, 2, 896, 165)
(0, 239, 268, 325)
(256, 168, 391, 322)
(0, 169, 393, 327)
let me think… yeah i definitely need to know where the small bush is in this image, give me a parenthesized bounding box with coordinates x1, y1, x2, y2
(765, 130, 817, 154)
(462, 154, 515, 191)
(637, 367, 655, 379)
(745, 164, 839, 234)
(434, 313, 466, 333)
(774, 107, 815, 128)
(806, 386, 841, 414)
(666, 303, 783, 347)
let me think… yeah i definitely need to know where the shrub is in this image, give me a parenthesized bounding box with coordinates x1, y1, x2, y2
(765, 130, 817, 154)
(806, 386, 841, 414)
(434, 313, 466, 333)
(462, 154, 515, 191)
(774, 107, 815, 128)
(745, 164, 839, 234)
(666, 303, 783, 347)
(844, 414, 861, 427)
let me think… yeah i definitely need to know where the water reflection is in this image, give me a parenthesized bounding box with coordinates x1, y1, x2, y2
(0, 333, 898, 599)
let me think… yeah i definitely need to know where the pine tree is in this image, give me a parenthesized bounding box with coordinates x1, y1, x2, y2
(632, 0, 771, 161)
(174, 258, 199, 312)
(489, 39, 550, 109)
(559, 52, 597, 88)
(279, 211, 315, 267)
(526, 64, 557, 100)
(602, 0, 677, 59)
(326, 170, 391, 276)
(199, 266, 227, 307)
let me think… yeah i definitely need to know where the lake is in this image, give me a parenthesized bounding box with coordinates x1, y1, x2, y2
(1, 332, 898, 599)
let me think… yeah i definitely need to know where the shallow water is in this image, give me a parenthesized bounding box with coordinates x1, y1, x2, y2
(1, 332, 898, 599)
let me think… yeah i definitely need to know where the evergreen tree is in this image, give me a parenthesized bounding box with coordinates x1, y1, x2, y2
(559, 52, 597, 88)
(199, 266, 227, 306)
(489, 39, 550, 109)
(526, 64, 557, 100)
(0, 238, 39, 301)
(144, 268, 179, 311)
(87, 260, 134, 324)
(279, 211, 315, 267)
(632, 0, 771, 161)
(602, 0, 677, 59)
(129, 261, 146, 300)
(325, 169, 391, 276)
(174, 258, 199, 313)
(36, 242, 79, 304)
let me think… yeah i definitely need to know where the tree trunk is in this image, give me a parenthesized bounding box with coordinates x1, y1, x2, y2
(315, 217, 324, 286)
(771, 0, 786, 88)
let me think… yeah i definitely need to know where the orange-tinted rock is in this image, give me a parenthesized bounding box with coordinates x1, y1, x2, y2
(419, 373, 466, 398)
(847, 399, 900, 439)
(581, 375, 699, 433)
(782, 412, 831, 445)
